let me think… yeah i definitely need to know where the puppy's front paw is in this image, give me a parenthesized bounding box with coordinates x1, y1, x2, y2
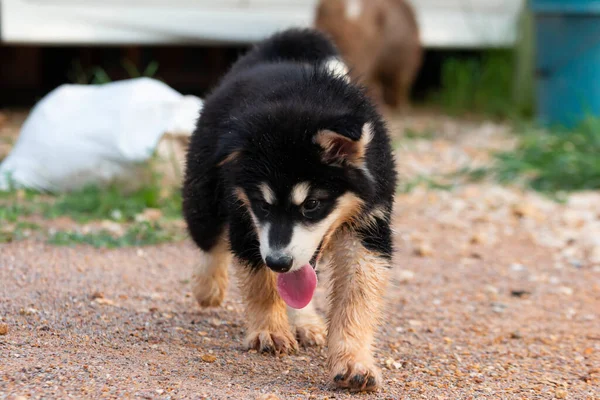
(245, 329, 298, 355)
(329, 355, 382, 392)
(294, 320, 326, 348)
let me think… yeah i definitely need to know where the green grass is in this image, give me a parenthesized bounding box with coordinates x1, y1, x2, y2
(42, 183, 182, 223)
(494, 117, 600, 193)
(403, 127, 436, 140)
(429, 8, 534, 120)
(68, 59, 160, 85)
(47, 221, 181, 249)
(0, 174, 184, 246)
(0, 221, 41, 243)
(450, 117, 600, 195)
(397, 175, 455, 194)
(0, 171, 181, 222)
(432, 50, 533, 120)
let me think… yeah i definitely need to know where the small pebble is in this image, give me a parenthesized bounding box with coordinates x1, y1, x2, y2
(90, 291, 104, 300)
(19, 307, 38, 316)
(397, 270, 415, 283)
(93, 298, 116, 306)
(384, 358, 402, 370)
(555, 388, 568, 399)
(510, 289, 530, 298)
(256, 395, 281, 400)
(510, 263, 525, 272)
(558, 287, 573, 296)
(510, 331, 522, 339)
(470, 232, 486, 245)
(201, 354, 217, 363)
(414, 243, 433, 257)
(0, 323, 8, 335)
(484, 285, 499, 295)
(491, 302, 507, 313)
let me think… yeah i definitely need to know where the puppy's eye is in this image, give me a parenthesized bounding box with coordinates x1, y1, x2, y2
(302, 199, 321, 215)
(259, 201, 270, 213)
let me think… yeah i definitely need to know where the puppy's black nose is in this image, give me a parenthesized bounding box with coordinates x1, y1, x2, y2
(265, 254, 293, 273)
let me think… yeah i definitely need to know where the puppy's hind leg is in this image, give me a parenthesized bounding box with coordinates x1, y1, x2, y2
(183, 161, 230, 308)
(192, 233, 231, 308)
(288, 300, 326, 348)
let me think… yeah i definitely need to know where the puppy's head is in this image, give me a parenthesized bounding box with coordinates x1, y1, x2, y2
(220, 112, 375, 274)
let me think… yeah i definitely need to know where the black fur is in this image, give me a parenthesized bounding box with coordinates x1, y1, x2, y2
(182, 28, 397, 270)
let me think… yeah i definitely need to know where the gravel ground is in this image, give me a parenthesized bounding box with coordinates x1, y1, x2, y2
(1, 110, 599, 399)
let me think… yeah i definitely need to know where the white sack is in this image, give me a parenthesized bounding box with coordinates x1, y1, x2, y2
(0, 77, 202, 192)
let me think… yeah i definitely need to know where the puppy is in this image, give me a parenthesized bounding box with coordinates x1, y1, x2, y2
(315, 0, 423, 110)
(182, 28, 397, 392)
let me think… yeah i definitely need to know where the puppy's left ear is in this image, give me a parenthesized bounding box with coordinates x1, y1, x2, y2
(314, 122, 373, 167)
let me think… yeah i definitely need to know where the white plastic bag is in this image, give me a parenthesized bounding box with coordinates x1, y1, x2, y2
(0, 77, 202, 192)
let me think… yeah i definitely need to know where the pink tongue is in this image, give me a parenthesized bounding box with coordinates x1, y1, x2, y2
(276, 264, 317, 309)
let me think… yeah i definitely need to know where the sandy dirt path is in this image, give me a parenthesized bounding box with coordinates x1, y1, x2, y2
(2, 189, 599, 399)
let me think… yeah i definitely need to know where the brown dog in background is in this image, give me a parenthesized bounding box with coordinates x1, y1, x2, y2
(315, 0, 422, 110)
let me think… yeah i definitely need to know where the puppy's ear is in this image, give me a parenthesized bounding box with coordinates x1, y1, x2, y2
(314, 122, 373, 167)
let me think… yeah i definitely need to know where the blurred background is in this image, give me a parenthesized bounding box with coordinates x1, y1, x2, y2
(1, 0, 599, 237)
(0, 0, 528, 112)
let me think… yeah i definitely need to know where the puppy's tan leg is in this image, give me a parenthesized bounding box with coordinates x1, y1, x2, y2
(326, 232, 390, 392)
(192, 235, 230, 307)
(288, 300, 326, 347)
(236, 262, 298, 354)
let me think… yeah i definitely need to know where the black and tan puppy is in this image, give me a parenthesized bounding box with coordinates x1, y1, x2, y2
(182, 28, 397, 392)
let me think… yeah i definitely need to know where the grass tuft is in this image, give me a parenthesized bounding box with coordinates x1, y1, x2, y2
(450, 117, 600, 195)
(0, 171, 184, 246)
(429, 8, 534, 120)
(47, 221, 181, 249)
(43, 183, 182, 223)
(494, 117, 600, 193)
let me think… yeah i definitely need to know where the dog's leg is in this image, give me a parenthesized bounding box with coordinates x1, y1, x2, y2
(236, 262, 298, 354)
(326, 232, 390, 392)
(389, 69, 413, 111)
(192, 233, 231, 308)
(288, 300, 326, 347)
(363, 76, 385, 109)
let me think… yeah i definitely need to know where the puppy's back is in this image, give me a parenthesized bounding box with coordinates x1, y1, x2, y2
(230, 28, 340, 75)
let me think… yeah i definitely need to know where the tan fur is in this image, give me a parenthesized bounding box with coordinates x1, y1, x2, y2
(314, 123, 373, 171)
(192, 233, 231, 307)
(234, 187, 261, 232)
(315, 0, 422, 110)
(353, 204, 390, 232)
(259, 182, 276, 204)
(324, 229, 390, 392)
(318, 193, 364, 259)
(291, 182, 311, 205)
(234, 187, 250, 208)
(235, 260, 299, 354)
(287, 301, 327, 347)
